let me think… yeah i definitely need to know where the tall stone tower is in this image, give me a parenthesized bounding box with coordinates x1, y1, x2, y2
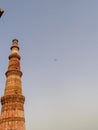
(0, 39, 26, 130)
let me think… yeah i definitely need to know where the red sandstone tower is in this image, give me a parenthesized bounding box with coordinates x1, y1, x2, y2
(0, 39, 26, 130)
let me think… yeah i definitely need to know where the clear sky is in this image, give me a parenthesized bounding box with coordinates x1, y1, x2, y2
(0, 0, 98, 130)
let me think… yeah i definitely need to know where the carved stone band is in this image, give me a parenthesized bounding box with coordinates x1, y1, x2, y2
(1, 95, 25, 105)
(0, 117, 25, 124)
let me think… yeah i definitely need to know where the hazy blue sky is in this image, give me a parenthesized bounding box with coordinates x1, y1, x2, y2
(0, 0, 98, 130)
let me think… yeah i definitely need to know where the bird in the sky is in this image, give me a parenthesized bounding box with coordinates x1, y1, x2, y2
(54, 58, 58, 62)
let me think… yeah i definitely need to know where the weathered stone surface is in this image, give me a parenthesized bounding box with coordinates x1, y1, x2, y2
(0, 39, 26, 130)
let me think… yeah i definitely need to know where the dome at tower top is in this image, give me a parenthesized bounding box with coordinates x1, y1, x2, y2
(12, 38, 18, 43)
(11, 38, 19, 50)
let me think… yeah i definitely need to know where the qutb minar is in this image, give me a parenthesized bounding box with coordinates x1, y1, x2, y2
(0, 39, 26, 130)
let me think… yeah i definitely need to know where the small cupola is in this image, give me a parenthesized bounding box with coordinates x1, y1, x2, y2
(11, 39, 19, 54)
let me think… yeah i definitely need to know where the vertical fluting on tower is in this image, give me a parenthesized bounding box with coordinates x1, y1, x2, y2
(0, 39, 26, 130)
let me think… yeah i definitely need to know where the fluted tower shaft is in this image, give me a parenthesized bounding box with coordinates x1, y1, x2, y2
(0, 39, 26, 130)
